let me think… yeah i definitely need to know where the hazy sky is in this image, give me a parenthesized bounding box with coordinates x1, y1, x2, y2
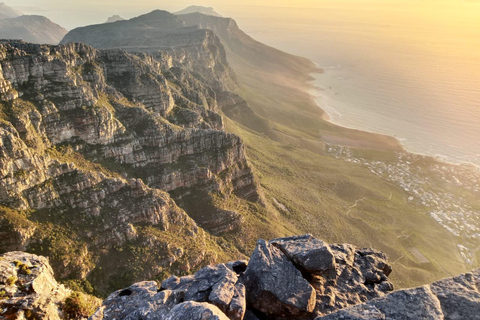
(9, 0, 344, 29)
(8, 0, 480, 30)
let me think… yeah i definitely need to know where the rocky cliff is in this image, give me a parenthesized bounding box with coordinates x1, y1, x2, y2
(0, 251, 71, 319)
(0, 39, 260, 295)
(61, 10, 236, 93)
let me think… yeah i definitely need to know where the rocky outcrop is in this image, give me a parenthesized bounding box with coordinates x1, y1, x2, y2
(244, 239, 316, 317)
(316, 268, 480, 320)
(0, 39, 259, 294)
(175, 6, 223, 17)
(104, 15, 124, 24)
(4, 238, 478, 320)
(0, 251, 70, 319)
(90, 235, 393, 320)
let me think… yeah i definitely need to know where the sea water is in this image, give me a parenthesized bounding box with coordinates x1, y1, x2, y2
(221, 1, 480, 165)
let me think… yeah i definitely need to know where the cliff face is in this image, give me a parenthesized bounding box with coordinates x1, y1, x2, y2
(61, 10, 236, 93)
(177, 12, 317, 80)
(0, 40, 259, 294)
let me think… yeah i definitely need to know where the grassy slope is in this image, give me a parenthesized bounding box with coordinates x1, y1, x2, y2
(219, 32, 471, 288)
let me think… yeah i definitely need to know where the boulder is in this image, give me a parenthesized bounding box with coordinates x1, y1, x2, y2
(165, 301, 230, 320)
(243, 239, 316, 317)
(315, 269, 480, 320)
(227, 282, 247, 320)
(0, 251, 70, 320)
(271, 234, 336, 277)
(162, 263, 240, 314)
(89, 281, 184, 320)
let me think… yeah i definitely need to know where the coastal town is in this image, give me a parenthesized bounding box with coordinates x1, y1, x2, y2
(326, 145, 480, 264)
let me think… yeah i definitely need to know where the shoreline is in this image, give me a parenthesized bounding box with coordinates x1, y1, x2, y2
(306, 69, 480, 170)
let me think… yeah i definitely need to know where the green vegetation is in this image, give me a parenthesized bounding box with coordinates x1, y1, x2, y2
(219, 36, 475, 288)
(6, 276, 17, 286)
(62, 279, 95, 295)
(62, 292, 101, 320)
(13, 260, 32, 275)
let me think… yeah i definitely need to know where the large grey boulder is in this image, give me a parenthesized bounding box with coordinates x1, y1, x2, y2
(430, 269, 480, 319)
(165, 301, 230, 320)
(89, 281, 184, 320)
(243, 239, 316, 317)
(271, 234, 336, 277)
(263, 236, 393, 317)
(161, 263, 241, 315)
(315, 269, 480, 320)
(311, 243, 393, 316)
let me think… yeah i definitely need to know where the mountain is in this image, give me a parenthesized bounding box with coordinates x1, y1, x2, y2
(174, 12, 479, 288)
(0, 39, 267, 295)
(177, 12, 315, 80)
(0, 2, 22, 20)
(175, 5, 223, 17)
(105, 15, 125, 23)
(4, 6, 479, 301)
(0, 15, 67, 44)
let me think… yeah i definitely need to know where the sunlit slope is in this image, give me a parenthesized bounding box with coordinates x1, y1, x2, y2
(179, 12, 474, 288)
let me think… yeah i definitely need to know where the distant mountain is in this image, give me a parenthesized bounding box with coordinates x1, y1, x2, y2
(177, 13, 315, 79)
(105, 15, 125, 23)
(62, 10, 190, 49)
(0, 15, 67, 44)
(174, 5, 222, 17)
(0, 2, 22, 20)
(61, 9, 236, 95)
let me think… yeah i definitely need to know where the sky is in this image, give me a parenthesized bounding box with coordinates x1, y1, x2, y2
(7, 0, 480, 30)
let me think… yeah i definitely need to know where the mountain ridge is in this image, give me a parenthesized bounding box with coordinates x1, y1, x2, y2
(0, 14, 67, 45)
(0, 2, 22, 20)
(1, 7, 479, 316)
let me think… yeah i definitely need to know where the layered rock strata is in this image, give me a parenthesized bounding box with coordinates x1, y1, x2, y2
(0, 40, 259, 293)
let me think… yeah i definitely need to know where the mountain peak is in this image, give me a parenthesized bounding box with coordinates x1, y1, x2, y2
(175, 5, 223, 17)
(105, 15, 125, 23)
(0, 2, 22, 19)
(130, 9, 185, 28)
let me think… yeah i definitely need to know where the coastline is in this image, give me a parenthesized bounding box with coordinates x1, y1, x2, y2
(306, 69, 480, 170)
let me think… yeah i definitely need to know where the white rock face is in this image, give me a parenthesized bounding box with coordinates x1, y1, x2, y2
(0, 39, 259, 293)
(0, 251, 71, 320)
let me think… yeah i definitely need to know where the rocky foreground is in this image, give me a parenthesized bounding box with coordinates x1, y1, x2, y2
(2, 234, 478, 319)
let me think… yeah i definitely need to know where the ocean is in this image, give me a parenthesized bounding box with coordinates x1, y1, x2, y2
(219, 1, 480, 166)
